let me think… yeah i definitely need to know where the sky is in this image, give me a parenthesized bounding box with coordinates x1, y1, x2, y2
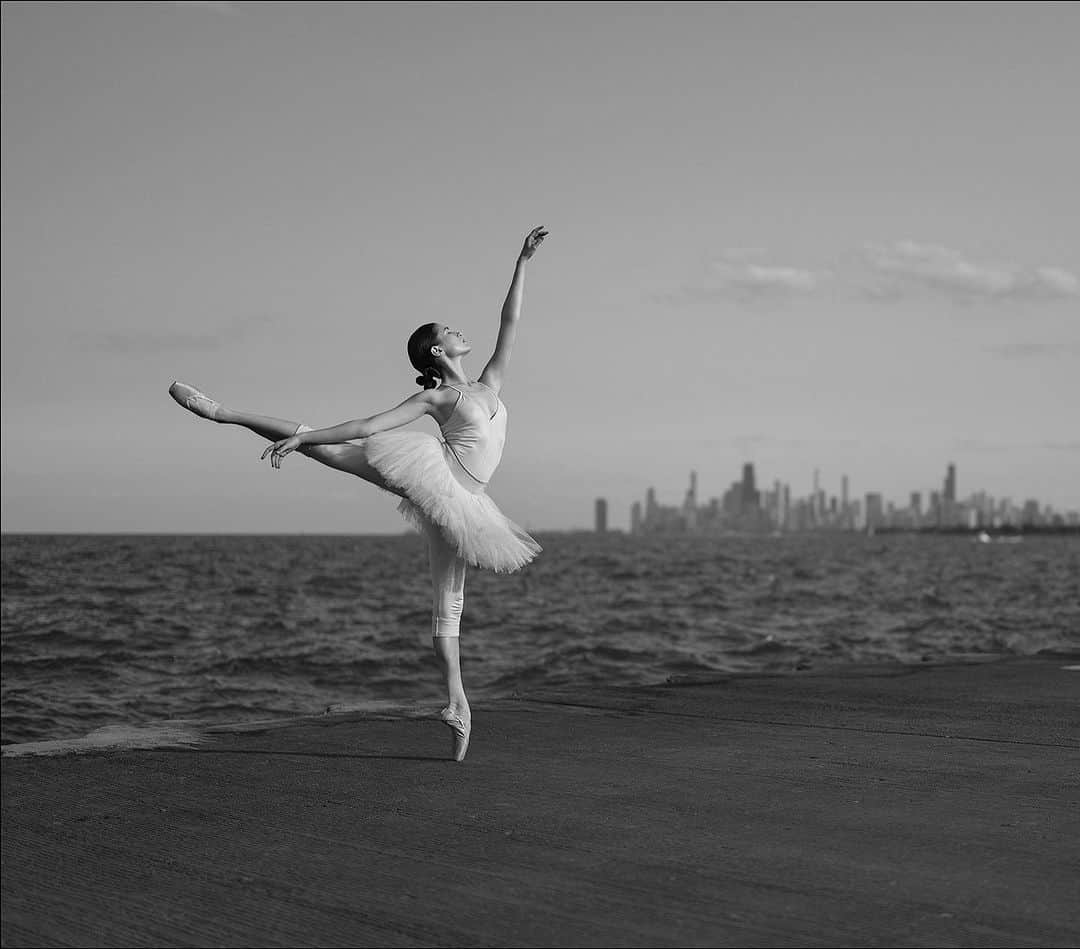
(2, 0, 1078, 533)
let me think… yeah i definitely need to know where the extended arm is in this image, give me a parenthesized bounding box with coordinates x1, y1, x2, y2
(261, 390, 439, 466)
(479, 226, 547, 393)
(301, 392, 436, 443)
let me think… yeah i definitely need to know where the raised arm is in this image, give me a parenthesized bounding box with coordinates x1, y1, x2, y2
(261, 390, 443, 466)
(479, 226, 548, 393)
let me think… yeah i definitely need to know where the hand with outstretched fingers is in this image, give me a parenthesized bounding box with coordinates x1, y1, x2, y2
(261, 435, 302, 469)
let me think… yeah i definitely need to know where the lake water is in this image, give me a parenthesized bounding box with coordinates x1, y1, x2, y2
(2, 531, 1077, 744)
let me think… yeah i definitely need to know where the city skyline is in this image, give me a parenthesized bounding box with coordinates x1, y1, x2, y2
(621, 459, 1079, 534)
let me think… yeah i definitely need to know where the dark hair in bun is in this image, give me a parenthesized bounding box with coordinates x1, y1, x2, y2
(407, 323, 443, 389)
(415, 366, 442, 389)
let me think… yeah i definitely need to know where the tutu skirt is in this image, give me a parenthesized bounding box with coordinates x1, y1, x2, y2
(364, 430, 541, 573)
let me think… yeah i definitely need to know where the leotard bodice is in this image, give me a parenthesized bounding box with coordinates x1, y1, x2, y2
(439, 382, 507, 486)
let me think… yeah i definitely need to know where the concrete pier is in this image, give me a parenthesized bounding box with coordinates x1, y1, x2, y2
(3, 656, 1078, 947)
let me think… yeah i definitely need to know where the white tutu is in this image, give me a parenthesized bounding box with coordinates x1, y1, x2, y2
(364, 430, 541, 573)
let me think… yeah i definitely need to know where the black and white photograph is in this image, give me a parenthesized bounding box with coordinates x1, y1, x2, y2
(2, 1, 1078, 945)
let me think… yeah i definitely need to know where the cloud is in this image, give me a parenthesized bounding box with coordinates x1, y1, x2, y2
(1031, 267, 1080, 296)
(80, 315, 274, 355)
(653, 241, 1077, 308)
(863, 241, 1079, 303)
(655, 249, 829, 305)
(1044, 440, 1080, 453)
(985, 341, 1080, 359)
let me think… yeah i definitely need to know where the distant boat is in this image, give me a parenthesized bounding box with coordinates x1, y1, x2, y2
(975, 530, 1023, 544)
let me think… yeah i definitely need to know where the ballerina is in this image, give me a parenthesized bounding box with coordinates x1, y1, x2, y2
(169, 226, 548, 761)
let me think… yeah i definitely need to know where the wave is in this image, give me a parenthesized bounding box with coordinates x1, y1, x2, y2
(3, 531, 1078, 744)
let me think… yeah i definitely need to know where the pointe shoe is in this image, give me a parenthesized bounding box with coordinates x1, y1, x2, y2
(440, 706, 471, 762)
(169, 381, 221, 421)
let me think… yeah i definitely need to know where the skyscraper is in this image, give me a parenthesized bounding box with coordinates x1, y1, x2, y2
(865, 492, 884, 529)
(944, 463, 956, 503)
(594, 498, 608, 533)
(741, 463, 758, 511)
(630, 501, 642, 534)
(683, 470, 699, 529)
(943, 463, 957, 527)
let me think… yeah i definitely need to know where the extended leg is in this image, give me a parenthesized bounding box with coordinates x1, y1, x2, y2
(169, 382, 402, 495)
(426, 521, 471, 761)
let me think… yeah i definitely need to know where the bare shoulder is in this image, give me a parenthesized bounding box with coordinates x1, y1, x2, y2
(410, 387, 452, 411)
(418, 384, 460, 425)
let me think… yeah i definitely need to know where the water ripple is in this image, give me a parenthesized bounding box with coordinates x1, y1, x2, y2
(2, 532, 1078, 743)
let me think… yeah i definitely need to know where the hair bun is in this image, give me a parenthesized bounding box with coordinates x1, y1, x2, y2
(416, 366, 442, 389)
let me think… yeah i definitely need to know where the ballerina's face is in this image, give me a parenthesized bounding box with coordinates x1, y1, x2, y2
(433, 325, 472, 359)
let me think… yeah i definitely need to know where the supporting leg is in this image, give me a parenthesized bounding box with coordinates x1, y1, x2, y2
(427, 525, 467, 644)
(426, 522, 471, 761)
